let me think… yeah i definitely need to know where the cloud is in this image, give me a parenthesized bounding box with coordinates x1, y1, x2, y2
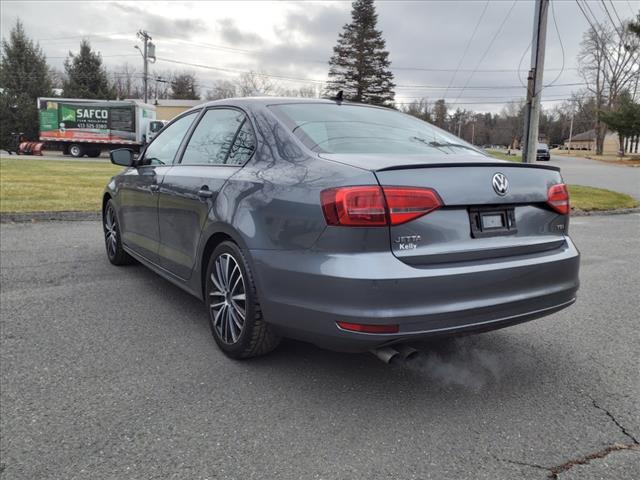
(0, 0, 607, 112)
(112, 2, 207, 39)
(217, 18, 262, 46)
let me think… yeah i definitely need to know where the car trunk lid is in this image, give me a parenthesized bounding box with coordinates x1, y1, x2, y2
(367, 160, 568, 266)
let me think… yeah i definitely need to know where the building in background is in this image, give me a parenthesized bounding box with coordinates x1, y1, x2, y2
(562, 129, 630, 154)
(153, 99, 206, 121)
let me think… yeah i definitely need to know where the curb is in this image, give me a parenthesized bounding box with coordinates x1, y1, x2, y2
(2, 207, 639, 224)
(571, 207, 640, 217)
(0, 211, 101, 223)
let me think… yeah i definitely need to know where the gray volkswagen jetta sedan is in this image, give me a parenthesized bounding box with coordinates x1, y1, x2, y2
(103, 98, 580, 360)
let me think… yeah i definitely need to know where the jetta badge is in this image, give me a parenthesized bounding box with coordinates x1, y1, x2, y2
(492, 172, 509, 196)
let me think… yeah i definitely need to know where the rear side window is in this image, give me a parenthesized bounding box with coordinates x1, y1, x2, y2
(181, 109, 254, 165)
(270, 103, 484, 156)
(142, 111, 198, 165)
(226, 119, 256, 165)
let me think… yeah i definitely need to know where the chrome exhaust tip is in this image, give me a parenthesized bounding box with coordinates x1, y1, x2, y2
(370, 346, 401, 364)
(396, 344, 420, 362)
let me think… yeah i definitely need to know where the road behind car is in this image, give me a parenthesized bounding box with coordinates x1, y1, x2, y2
(548, 154, 640, 199)
(1, 215, 639, 479)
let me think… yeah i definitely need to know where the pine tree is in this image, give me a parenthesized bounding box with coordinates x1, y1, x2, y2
(601, 91, 640, 154)
(326, 0, 395, 105)
(0, 20, 52, 146)
(63, 40, 115, 99)
(170, 73, 200, 100)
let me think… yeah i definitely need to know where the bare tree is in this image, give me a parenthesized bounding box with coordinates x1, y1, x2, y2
(150, 69, 173, 101)
(401, 98, 431, 122)
(278, 85, 318, 98)
(112, 63, 141, 99)
(235, 70, 277, 97)
(578, 22, 639, 154)
(206, 80, 237, 100)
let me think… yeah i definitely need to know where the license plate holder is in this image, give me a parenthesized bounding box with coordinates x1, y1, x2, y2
(469, 207, 517, 238)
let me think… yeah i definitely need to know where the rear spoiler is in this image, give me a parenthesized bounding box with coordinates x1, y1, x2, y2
(376, 162, 560, 172)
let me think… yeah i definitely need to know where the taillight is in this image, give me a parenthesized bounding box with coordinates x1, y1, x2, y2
(383, 187, 442, 225)
(321, 186, 387, 226)
(337, 321, 399, 334)
(547, 183, 570, 215)
(320, 186, 442, 226)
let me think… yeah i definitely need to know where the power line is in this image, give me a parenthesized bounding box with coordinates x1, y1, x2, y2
(450, 0, 519, 107)
(123, 31, 578, 74)
(400, 93, 571, 100)
(157, 55, 588, 91)
(36, 32, 131, 42)
(608, 0, 625, 26)
(543, 0, 566, 89)
(443, 0, 490, 99)
(397, 82, 584, 90)
(394, 97, 570, 106)
(47, 54, 139, 59)
(600, 0, 626, 40)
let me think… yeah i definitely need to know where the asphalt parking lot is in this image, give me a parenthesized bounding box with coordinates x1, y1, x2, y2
(548, 154, 640, 199)
(1, 214, 639, 480)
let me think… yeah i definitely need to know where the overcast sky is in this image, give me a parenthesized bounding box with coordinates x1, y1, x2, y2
(1, 0, 638, 112)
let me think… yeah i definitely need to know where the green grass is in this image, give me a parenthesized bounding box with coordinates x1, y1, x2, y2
(0, 159, 637, 214)
(0, 158, 122, 213)
(568, 185, 638, 212)
(485, 149, 522, 162)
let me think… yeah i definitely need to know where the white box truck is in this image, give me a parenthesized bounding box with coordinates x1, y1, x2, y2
(37, 98, 156, 157)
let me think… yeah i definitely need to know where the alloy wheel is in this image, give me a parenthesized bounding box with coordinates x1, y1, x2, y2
(209, 253, 247, 344)
(104, 206, 118, 258)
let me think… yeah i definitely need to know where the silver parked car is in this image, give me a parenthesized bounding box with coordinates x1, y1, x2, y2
(103, 98, 580, 360)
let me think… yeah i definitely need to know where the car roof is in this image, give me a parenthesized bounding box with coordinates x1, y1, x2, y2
(187, 96, 389, 111)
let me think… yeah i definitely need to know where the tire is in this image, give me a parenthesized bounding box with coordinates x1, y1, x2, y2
(103, 200, 134, 266)
(87, 147, 101, 158)
(69, 143, 84, 158)
(205, 241, 280, 359)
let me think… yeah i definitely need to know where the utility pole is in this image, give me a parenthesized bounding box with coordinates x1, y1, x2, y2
(471, 120, 476, 145)
(522, 0, 549, 163)
(154, 76, 169, 105)
(567, 113, 574, 155)
(135, 30, 156, 104)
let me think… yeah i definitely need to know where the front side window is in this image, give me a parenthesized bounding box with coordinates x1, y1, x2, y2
(181, 109, 253, 165)
(269, 103, 485, 156)
(141, 111, 198, 166)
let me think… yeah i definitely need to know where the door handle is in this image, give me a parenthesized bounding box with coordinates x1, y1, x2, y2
(149, 184, 160, 192)
(197, 188, 214, 199)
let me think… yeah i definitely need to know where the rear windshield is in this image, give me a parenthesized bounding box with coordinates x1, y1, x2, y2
(269, 103, 485, 156)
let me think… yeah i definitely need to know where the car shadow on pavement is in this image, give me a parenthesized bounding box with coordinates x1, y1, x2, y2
(126, 259, 571, 402)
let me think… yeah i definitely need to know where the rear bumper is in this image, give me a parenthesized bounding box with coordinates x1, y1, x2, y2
(537, 153, 551, 161)
(250, 239, 580, 352)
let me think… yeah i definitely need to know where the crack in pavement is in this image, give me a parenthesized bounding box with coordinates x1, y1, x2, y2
(493, 397, 640, 479)
(589, 397, 639, 445)
(492, 455, 548, 471)
(548, 443, 638, 479)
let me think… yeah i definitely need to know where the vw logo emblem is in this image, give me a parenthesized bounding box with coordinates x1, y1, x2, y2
(492, 173, 509, 196)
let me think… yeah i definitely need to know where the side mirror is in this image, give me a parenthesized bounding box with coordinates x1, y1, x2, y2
(110, 148, 135, 167)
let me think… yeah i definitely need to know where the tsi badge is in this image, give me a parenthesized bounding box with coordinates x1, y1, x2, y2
(394, 235, 421, 250)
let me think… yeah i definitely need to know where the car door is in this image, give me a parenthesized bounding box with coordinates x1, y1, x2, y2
(118, 111, 199, 263)
(157, 107, 256, 279)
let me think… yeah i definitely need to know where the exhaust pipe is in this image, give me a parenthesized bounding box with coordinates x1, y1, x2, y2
(396, 344, 420, 362)
(370, 346, 400, 364)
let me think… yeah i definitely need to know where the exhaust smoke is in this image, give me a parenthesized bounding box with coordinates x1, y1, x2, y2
(404, 338, 503, 390)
